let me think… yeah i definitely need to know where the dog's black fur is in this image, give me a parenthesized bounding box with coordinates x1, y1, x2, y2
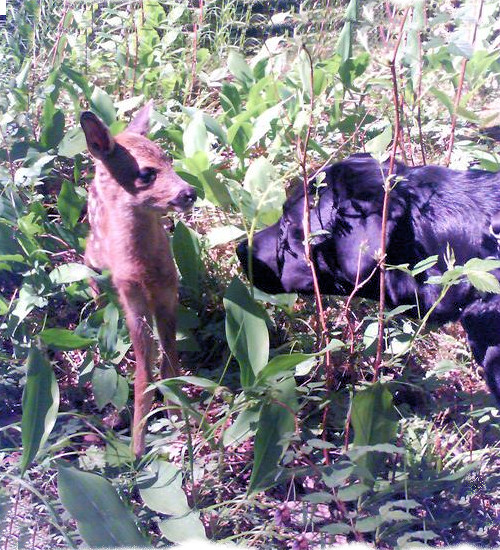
(237, 153, 500, 404)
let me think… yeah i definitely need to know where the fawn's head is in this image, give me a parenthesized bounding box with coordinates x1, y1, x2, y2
(80, 102, 196, 213)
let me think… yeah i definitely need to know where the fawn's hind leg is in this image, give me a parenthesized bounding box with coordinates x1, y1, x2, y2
(117, 281, 156, 457)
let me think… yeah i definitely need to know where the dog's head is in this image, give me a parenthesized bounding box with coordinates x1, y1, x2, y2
(237, 179, 336, 295)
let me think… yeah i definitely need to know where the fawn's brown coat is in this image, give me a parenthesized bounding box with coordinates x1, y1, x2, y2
(80, 102, 196, 456)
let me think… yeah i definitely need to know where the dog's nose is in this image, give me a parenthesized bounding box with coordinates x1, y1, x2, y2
(236, 240, 248, 267)
(172, 187, 197, 210)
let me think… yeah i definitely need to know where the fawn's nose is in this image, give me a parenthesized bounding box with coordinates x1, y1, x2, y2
(171, 187, 197, 211)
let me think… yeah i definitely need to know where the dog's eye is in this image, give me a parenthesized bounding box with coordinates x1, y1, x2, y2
(137, 167, 157, 185)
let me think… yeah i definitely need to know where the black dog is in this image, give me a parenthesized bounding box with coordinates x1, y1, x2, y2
(237, 153, 500, 404)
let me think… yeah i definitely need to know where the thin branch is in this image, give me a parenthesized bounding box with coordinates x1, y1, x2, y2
(374, 7, 410, 377)
(445, 0, 485, 166)
(188, 0, 204, 103)
(297, 46, 333, 464)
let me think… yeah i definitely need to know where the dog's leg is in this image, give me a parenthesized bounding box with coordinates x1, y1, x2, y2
(117, 282, 155, 457)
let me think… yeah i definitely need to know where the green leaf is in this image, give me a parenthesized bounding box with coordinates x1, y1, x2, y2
(430, 87, 453, 115)
(173, 221, 202, 298)
(224, 277, 269, 386)
(466, 271, 500, 293)
(223, 407, 259, 447)
(139, 460, 191, 516)
(320, 522, 352, 535)
(40, 97, 65, 150)
(57, 464, 149, 548)
(354, 515, 385, 533)
(21, 346, 59, 475)
(247, 103, 282, 149)
(248, 376, 297, 494)
(336, 482, 370, 501)
(58, 126, 87, 158)
(242, 157, 284, 226)
(228, 50, 254, 86)
(39, 328, 95, 351)
(57, 180, 84, 228)
(364, 125, 392, 155)
(159, 512, 207, 543)
(90, 87, 116, 126)
(183, 112, 209, 157)
(255, 353, 315, 384)
(411, 255, 438, 276)
(336, 0, 358, 63)
(92, 366, 118, 410)
(351, 382, 398, 479)
(49, 263, 96, 284)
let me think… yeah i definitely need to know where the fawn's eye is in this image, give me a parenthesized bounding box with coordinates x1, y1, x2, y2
(137, 167, 157, 186)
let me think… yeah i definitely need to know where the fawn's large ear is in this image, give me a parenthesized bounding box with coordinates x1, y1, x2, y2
(80, 112, 115, 159)
(126, 100, 153, 136)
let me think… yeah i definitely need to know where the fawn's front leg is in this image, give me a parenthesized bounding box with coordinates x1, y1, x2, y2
(117, 281, 156, 457)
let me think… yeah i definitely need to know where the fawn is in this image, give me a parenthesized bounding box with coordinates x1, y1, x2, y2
(80, 101, 197, 457)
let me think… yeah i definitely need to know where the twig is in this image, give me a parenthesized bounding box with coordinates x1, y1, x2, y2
(445, 0, 485, 166)
(188, 0, 204, 103)
(297, 46, 333, 464)
(416, 4, 427, 165)
(374, 7, 410, 377)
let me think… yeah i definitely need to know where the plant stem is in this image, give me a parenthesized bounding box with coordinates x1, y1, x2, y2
(374, 7, 410, 377)
(445, 0, 485, 166)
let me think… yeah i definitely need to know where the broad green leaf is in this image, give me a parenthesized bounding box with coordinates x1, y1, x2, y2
(336, 482, 370, 502)
(247, 103, 282, 149)
(351, 382, 398, 479)
(355, 515, 385, 533)
(57, 180, 84, 227)
(322, 462, 356, 488)
(297, 49, 313, 97)
(58, 126, 87, 158)
(183, 112, 209, 157)
(173, 221, 202, 298)
(159, 512, 207, 543)
(248, 376, 297, 494)
(364, 125, 392, 155)
(90, 87, 116, 126)
(97, 303, 120, 357)
(255, 353, 315, 384)
(49, 262, 96, 284)
(21, 346, 59, 474)
(92, 366, 119, 410)
(112, 374, 129, 410)
(206, 225, 245, 248)
(320, 523, 352, 535)
(40, 97, 65, 150)
(336, 0, 358, 63)
(242, 157, 284, 226)
(411, 255, 438, 276)
(224, 277, 269, 386)
(58, 464, 149, 548)
(228, 50, 254, 86)
(223, 407, 259, 447)
(466, 271, 500, 293)
(10, 285, 48, 326)
(430, 87, 453, 115)
(39, 328, 95, 351)
(138, 460, 190, 516)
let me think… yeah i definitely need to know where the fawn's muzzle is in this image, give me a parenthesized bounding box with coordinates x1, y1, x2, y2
(170, 187, 197, 211)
